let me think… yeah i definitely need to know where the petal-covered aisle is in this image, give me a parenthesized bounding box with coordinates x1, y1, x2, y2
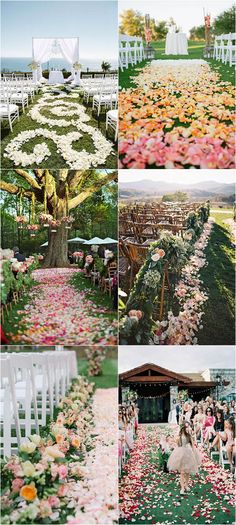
(119, 60, 235, 169)
(119, 424, 235, 524)
(10, 268, 117, 345)
(68, 388, 118, 524)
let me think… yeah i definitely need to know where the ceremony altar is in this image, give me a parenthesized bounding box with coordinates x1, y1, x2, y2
(32, 37, 79, 83)
(165, 32, 188, 55)
(48, 70, 65, 84)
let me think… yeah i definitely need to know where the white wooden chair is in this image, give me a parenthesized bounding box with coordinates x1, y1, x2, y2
(10, 354, 39, 438)
(219, 437, 230, 469)
(224, 33, 236, 66)
(213, 35, 222, 60)
(106, 109, 118, 141)
(0, 357, 22, 457)
(0, 91, 19, 131)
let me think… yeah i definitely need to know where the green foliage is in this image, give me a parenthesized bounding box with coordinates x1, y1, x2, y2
(162, 191, 188, 203)
(189, 25, 205, 40)
(1, 257, 39, 304)
(101, 61, 111, 72)
(119, 10, 178, 40)
(214, 5, 235, 35)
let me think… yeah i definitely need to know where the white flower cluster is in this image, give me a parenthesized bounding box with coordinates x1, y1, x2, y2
(143, 269, 161, 289)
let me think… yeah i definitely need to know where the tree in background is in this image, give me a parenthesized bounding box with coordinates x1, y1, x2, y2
(119, 9, 178, 40)
(162, 191, 188, 203)
(189, 5, 235, 40)
(101, 61, 111, 72)
(0, 169, 117, 268)
(214, 5, 235, 34)
(189, 25, 205, 40)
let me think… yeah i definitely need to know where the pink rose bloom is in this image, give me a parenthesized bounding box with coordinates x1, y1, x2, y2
(51, 463, 59, 479)
(48, 495, 60, 508)
(58, 464, 68, 480)
(11, 478, 24, 492)
(57, 483, 69, 497)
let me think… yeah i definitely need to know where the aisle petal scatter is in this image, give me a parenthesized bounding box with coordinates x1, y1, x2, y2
(10, 268, 118, 345)
(1, 377, 118, 524)
(119, 425, 236, 524)
(119, 60, 235, 169)
(68, 388, 118, 524)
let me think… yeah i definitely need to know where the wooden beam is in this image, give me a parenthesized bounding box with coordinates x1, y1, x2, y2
(125, 376, 178, 383)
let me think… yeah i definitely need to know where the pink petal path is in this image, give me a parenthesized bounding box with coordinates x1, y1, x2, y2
(11, 268, 118, 345)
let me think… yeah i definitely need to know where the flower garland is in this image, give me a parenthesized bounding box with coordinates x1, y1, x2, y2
(119, 206, 211, 345)
(119, 60, 235, 169)
(4, 89, 114, 168)
(85, 348, 107, 376)
(153, 220, 213, 345)
(1, 376, 95, 524)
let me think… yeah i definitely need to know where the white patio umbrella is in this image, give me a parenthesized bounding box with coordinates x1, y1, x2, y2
(40, 241, 48, 247)
(67, 237, 87, 243)
(103, 237, 118, 244)
(83, 237, 107, 245)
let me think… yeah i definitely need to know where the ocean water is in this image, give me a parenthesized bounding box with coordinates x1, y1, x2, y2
(1, 57, 117, 73)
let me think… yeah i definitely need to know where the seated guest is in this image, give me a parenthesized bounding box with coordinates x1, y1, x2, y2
(13, 246, 26, 262)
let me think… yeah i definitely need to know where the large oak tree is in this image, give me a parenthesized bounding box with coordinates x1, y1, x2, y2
(0, 169, 117, 268)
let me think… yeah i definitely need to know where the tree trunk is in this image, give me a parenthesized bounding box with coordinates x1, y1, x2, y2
(42, 197, 70, 268)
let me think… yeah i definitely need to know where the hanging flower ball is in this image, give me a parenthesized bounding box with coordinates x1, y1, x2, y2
(61, 216, 75, 224)
(15, 215, 28, 224)
(27, 224, 39, 232)
(39, 213, 53, 225)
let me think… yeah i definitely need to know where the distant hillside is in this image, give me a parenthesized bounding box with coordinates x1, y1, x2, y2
(119, 180, 235, 200)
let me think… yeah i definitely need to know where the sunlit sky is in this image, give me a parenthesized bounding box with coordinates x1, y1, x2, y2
(119, 346, 236, 373)
(119, 170, 236, 184)
(1, 0, 118, 59)
(119, 0, 234, 36)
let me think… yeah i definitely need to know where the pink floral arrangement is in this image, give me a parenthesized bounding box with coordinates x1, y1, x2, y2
(39, 213, 53, 225)
(27, 224, 39, 231)
(61, 216, 75, 224)
(15, 215, 28, 224)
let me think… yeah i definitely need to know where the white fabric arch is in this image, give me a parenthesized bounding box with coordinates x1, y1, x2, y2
(32, 37, 79, 82)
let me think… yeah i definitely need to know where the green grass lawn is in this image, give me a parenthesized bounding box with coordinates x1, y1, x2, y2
(78, 357, 118, 389)
(198, 212, 235, 345)
(119, 425, 235, 525)
(1, 87, 117, 169)
(70, 271, 117, 321)
(119, 40, 235, 88)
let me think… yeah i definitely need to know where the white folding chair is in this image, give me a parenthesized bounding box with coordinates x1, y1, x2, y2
(106, 109, 118, 141)
(0, 91, 19, 132)
(9, 354, 39, 437)
(0, 357, 22, 457)
(224, 33, 236, 66)
(219, 437, 230, 469)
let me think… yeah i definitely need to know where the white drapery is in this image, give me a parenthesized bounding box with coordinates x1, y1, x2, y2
(32, 37, 79, 82)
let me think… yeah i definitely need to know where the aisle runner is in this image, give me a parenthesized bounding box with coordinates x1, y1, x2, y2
(68, 388, 118, 524)
(119, 424, 235, 524)
(11, 268, 117, 345)
(119, 59, 235, 169)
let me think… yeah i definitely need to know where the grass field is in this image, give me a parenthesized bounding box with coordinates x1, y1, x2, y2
(70, 271, 117, 321)
(78, 357, 118, 389)
(1, 88, 117, 169)
(198, 211, 235, 345)
(119, 40, 235, 88)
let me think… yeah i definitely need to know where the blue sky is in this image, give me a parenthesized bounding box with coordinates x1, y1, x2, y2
(119, 0, 234, 36)
(1, 0, 118, 59)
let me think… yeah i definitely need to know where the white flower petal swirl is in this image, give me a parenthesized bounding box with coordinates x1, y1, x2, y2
(4, 89, 114, 168)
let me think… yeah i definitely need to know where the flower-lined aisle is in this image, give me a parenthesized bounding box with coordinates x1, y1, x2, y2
(68, 388, 118, 524)
(2, 86, 115, 169)
(154, 220, 213, 345)
(120, 209, 213, 346)
(119, 424, 235, 524)
(1, 378, 118, 524)
(9, 268, 118, 345)
(119, 60, 235, 169)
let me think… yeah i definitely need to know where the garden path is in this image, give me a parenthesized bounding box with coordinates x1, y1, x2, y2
(10, 268, 117, 345)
